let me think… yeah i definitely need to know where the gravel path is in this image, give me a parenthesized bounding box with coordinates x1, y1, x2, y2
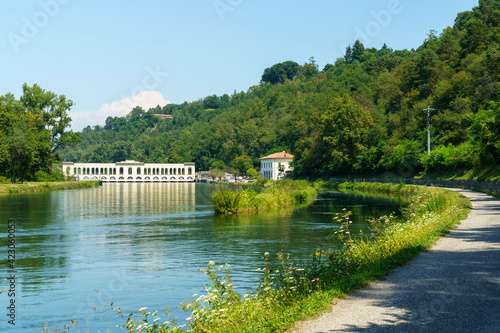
(289, 189, 500, 333)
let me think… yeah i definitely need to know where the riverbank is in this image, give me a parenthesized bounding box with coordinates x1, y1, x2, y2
(0, 181, 101, 194)
(327, 177, 500, 198)
(290, 188, 499, 332)
(105, 182, 470, 332)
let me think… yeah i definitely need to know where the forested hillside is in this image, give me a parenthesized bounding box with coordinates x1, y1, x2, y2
(59, 0, 500, 178)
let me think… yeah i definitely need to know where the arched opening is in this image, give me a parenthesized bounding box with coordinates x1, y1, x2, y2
(137, 167, 141, 175)
(188, 168, 192, 175)
(119, 167, 124, 175)
(128, 167, 132, 175)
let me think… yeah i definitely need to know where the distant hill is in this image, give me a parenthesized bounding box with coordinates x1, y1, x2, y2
(58, 0, 500, 178)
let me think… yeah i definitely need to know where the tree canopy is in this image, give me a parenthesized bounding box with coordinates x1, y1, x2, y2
(0, 84, 78, 183)
(57, 0, 500, 178)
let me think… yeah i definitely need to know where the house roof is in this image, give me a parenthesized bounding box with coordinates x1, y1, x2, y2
(259, 152, 294, 160)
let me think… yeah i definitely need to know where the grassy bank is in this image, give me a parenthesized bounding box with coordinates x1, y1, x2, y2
(66, 182, 469, 333)
(0, 181, 101, 194)
(211, 179, 317, 214)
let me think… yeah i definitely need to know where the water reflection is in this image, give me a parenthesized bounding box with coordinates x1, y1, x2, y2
(0, 184, 402, 332)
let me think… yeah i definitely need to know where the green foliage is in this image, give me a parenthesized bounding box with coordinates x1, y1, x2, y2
(211, 188, 242, 214)
(0, 84, 76, 183)
(468, 101, 500, 163)
(421, 143, 476, 172)
(246, 167, 259, 179)
(33, 166, 66, 182)
(382, 139, 424, 174)
(57, 1, 500, 178)
(211, 180, 317, 214)
(317, 94, 373, 175)
(261, 61, 300, 84)
(231, 154, 253, 175)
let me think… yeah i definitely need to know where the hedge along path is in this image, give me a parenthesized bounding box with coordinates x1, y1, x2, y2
(289, 188, 500, 333)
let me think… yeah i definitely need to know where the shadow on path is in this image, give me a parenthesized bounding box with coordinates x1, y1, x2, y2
(294, 189, 500, 333)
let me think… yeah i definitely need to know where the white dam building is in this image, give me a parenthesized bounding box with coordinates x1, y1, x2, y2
(63, 160, 195, 182)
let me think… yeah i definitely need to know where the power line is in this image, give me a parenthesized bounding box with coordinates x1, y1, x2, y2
(424, 105, 436, 155)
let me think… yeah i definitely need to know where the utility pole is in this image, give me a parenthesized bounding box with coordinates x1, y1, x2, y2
(424, 105, 436, 154)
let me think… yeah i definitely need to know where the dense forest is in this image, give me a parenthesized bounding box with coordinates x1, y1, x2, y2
(34, 1, 500, 178)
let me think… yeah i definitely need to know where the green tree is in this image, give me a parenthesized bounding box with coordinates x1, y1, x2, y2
(318, 94, 373, 174)
(246, 167, 258, 179)
(261, 61, 300, 84)
(232, 154, 253, 175)
(7, 119, 35, 183)
(468, 101, 500, 163)
(20, 83, 80, 153)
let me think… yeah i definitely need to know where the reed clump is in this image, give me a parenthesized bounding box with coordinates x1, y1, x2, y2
(211, 180, 317, 214)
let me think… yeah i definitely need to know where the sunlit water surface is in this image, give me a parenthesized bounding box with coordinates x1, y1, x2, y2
(0, 183, 403, 332)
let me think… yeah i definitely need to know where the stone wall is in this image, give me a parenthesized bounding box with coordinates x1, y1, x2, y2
(329, 178, 500, 195)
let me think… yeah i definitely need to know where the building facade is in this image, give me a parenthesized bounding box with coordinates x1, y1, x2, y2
(259, 152, 294, 180)
(63, 160, 195, 182)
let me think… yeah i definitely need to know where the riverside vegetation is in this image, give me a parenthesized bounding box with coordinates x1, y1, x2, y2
(211, 179, 317, 214)
(0, 180, 100, 194)
(46, 182, 470, 333)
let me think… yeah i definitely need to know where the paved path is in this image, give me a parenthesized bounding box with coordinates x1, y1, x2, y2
(289, 189, 500, 332)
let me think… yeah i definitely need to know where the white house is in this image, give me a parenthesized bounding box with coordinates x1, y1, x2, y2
(259, 152, 294, 180)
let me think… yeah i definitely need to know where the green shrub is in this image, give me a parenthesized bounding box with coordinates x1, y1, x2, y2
(211, 180, 317, 214)
(421, 143, 476, 172)
(211, 189, 242, 214)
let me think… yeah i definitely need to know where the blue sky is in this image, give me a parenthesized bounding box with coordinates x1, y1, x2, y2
(0, 0, 480, 131)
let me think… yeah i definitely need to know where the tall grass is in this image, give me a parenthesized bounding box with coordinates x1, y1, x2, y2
(211, 180, 317, 214)
(211, 189, 242, 214)
(1, 181, 100, 194)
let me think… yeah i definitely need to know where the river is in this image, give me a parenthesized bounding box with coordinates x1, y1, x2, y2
(0, 183, 403, 332)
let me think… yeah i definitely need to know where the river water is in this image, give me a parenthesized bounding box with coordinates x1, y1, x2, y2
(0, 183, 403, 332)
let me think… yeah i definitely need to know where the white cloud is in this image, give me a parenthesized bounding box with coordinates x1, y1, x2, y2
(70, 91, 171, 131)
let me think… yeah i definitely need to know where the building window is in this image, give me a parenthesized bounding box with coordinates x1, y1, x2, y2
(119, 167, 124, 175)
(137, 167, 141, 175)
